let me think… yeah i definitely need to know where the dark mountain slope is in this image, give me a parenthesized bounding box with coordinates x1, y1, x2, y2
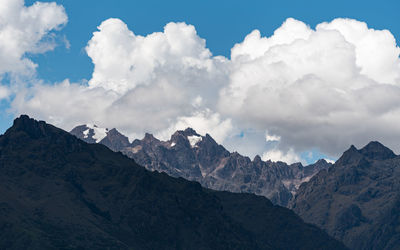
(71, 126, 331, 207)
(0, 115, 346, 249)
(291, 142, 400, 250)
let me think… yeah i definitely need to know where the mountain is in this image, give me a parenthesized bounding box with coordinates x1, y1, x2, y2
(291, 141, 400, 250)
(71, 126, 330, 207)
(0, 115, 346, 249)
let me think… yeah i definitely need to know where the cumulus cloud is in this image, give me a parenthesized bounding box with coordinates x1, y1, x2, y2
(0, 0, 67, 77)
(11, 17, 400, 163)
(220, 17, 400, 156)
(13, 19, 232, 145)
(86, 19, 228, 95)
(159, 109, 233, 143)
(262, 148, 303, 164)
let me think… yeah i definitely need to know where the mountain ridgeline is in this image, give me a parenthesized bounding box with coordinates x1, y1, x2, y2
(69, 122, 400, 250)
(291, 142, 400, 250)
(0, 115, 346, 249)
(70, 125, 331, 206)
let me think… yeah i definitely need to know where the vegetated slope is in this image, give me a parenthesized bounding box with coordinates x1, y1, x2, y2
(0, 115, 346, 249)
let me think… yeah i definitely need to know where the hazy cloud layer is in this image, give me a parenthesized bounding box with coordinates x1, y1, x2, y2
(10, 16, 400, 163)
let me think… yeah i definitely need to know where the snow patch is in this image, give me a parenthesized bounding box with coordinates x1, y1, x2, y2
(325, 158, 335, 164)
(86, 124, 109, 143)
(83, 129, 90, 139)
(170, 142, 176, 147)
(187, 135, 202, 147)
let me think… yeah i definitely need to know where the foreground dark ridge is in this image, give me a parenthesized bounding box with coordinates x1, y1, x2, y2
(0, 115, 346, 249)
(292, 142, 400, 250)
(70, 125, 331, 207)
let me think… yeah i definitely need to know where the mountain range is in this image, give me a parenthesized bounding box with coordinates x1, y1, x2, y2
(291, 142, 400, 250)
(70, 123, 400, 250)
(70, 125, 330, 206)
(0, 115, 346, 249)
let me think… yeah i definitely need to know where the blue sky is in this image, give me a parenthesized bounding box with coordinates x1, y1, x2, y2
(1, 0, 400, 163)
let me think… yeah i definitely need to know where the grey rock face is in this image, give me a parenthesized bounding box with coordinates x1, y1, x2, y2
(99, 128, 130, 152)
(291, 141, 400, 250)
(71, 126, 330, 207)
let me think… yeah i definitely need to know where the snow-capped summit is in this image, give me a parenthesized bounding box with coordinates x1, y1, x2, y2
(70, 124, 108, 143)
(84, 124, 108, 143)
(70, 125, 130, 152)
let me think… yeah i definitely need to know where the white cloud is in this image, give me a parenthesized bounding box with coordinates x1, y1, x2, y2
(265, 132, 281, 142)
(219, 17, 400, 156)
(160, 109, 233, 143)
(317, 18, 400, 84)
(231, 18, 312, 62)
(86, 19, 228, 95)
(0, 0, 67, 77)
(11, 79, 117, 129)
(13, 19, 232, 145)
(262, 148, 303, 164)
(11, 17, 400, 162)
(0, 85, 10, 100)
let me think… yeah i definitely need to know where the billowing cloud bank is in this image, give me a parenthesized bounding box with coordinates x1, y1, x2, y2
(0, 0, 67, 78)
(8, 13, 400, 163)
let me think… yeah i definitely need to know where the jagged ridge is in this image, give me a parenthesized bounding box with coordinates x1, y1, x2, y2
(0, 115, 346, 249)
(70, 125, 331, 206)
(291, 142, 400, 250)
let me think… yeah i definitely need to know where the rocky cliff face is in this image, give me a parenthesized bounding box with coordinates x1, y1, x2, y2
(291, 141, 400, 250)
(71, 126, 330, 206)
(0, 115, 346, 249)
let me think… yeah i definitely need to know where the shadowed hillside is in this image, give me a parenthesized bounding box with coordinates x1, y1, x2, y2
(0, 115, 346, 249)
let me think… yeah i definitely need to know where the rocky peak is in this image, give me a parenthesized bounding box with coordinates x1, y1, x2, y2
(99, 128, 130, 152)
(336, 142, 397, 166)
(107, 128, 120, 135)
(335, 145, 363, 166)
(302, 159, 331, 176)
(182, 127, 199, 137)
(67, 122, 332, 207)
(253, 155, 262, 163)
(203, 134, 217, 144)
(171, 127, 200, 139)
(195, 134, 218, 148)
(290, 162, 304, 170)
(142, 133, 159, 144)
(7, 115, 56, 139)
(359, 141, 396, 161)
(316, 159, 328, 164)
(170, 128, 202, 148)
(70, 125, 97, 144)
(70, 124, 89, 134)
